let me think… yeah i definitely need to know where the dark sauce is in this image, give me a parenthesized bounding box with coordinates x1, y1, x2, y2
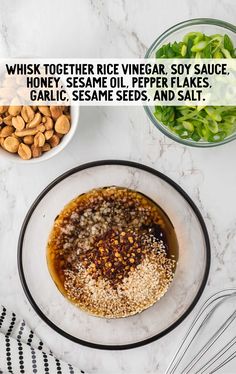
(138, 193, 179, 268)
(47, 186, 179, 297)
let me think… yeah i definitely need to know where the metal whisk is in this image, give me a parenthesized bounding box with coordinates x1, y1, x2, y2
(166, 289, 236, 374)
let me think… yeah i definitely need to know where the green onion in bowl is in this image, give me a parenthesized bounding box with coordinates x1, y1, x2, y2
(154, 31, 236, 143)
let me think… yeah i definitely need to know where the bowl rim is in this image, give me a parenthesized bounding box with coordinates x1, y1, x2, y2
(17, 160, 211, 350)
(144, 18, 236, 148)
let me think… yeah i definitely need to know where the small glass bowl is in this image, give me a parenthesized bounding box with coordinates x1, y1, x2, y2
(144, 18, 236, 147)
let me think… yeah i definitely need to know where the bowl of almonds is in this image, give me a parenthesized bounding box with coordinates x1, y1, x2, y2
(0, 105, 79, 162)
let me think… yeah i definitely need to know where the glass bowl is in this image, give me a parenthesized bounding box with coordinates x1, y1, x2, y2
(18, 161, 210, 350)
(144, 18, 236, 147)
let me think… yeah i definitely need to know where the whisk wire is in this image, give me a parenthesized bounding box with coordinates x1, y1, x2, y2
(165, 289, 236, 374)
(183, 310, 236, 374)
(200, 336, 236, 373)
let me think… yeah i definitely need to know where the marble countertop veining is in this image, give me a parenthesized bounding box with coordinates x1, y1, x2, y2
(0, 0, 236, 373)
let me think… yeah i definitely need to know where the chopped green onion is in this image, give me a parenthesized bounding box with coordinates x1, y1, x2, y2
(154, 31, 236, 143)
(191, 41, 208, 52)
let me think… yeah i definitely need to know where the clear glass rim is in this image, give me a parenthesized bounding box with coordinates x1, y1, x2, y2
(17, 160, 211, 350)
(144, 18, 236, 148)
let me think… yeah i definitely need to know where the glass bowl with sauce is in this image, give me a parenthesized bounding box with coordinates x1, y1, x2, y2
(18, 160, 210, 349)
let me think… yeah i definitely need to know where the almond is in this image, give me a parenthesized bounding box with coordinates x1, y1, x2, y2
(21, 106, 35, 123)
(45, 130, 54, 140)
(0, 106, 8, 114)
(31, 145, 42, 158)
(3, 115, 12, 126)
(38, 106, 51, 117)
(42, 143, 51, 152)
(4, 136, 20, 153)
(15, 128, 38, 137)
(8, 105, 22, 116)
(49, 134, 60, 148)
(36, 124, 46, 133)
(12, 115, 25, 131)
(34, 132, 45, 147)
(55, 132, 64, 139)
(55, 114, 70, 134)
(0, 126, 14, 138)
(18, 143, 32, 160)
(23, 135, 34, 145)
(50, 106, 63, 120)
(44, 117, 54, 130)
(27, 112, 42, 128)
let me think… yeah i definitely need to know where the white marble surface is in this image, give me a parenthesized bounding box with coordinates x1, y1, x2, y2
(0, 0, 236, 373)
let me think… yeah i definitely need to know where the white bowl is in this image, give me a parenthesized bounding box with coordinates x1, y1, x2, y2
(0, 105, 79, 163)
